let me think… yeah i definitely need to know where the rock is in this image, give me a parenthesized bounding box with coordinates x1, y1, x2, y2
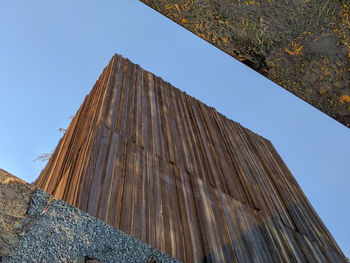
(0, 169, 35, 256)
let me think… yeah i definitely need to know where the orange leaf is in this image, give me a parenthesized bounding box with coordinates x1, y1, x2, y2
(339, 94, 350, 103)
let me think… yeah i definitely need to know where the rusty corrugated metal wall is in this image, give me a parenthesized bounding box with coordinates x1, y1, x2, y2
(35, 54, 346, 262)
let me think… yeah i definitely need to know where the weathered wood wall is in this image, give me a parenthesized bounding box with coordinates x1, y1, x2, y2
(35, 54, 347, 262)
(139, 0, 350, 128)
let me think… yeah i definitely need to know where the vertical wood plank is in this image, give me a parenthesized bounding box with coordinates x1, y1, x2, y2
(35, 54, 347, 263)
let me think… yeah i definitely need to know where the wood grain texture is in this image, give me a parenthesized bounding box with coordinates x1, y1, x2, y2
(34, 54, 347, 262)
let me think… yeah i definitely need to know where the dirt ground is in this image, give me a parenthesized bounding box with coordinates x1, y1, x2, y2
(140, 0, 350, 127)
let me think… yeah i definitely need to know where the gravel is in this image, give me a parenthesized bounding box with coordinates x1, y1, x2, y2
(4, 189, 180, 263)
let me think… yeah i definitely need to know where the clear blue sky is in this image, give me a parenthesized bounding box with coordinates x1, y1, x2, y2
(0, 0, 349, 257)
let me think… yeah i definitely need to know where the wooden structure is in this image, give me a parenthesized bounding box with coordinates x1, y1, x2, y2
(139, 0, 350, 128)
(35, 54, 347, 262)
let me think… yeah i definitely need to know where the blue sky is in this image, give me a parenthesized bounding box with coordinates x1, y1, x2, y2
(0, 0, 349, 257)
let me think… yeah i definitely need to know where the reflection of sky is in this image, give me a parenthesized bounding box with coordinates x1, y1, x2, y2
(0, 0, 349, 257)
